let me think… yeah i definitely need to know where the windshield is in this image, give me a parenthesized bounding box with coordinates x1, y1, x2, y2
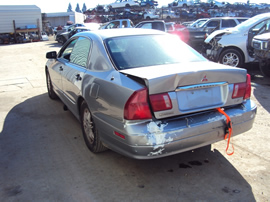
(236, 15, 267, 32)
(105, 34, 206, 70)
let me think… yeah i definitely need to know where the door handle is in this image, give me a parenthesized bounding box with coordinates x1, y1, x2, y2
(59, 66, 63, 71)
(75, 74, 82, 81)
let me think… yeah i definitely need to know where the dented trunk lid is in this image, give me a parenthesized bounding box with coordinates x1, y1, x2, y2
(120, 61, 247, 118)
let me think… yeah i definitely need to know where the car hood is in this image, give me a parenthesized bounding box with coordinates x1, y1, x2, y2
(120, 61, 247, 94)
(253, 32, 270, 41)
(204, 28, 236, 43)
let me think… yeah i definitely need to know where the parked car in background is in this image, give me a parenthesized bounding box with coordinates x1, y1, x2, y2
(160, 10, 178, 20)
(168, 0, 194, 8)
(188, 17, 248, 33)
(186, 17, 248, 52)
(41, 32, 49, 41)
(139, 0, 158, 8)
(56, 27, 90, 44)
(252, 32, 270, 77)
(176, 10, 196, 20)
(143, 11, 159, 19)
(45, 28, 256, 159)
(116, 11, 144, 21)
(108, 0, 140, 10)
(204, 12, 270, 67)
(135, 20, 166, 31)
(100, 19, 134, 29)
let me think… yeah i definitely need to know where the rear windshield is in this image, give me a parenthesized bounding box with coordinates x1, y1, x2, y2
(105, 34, 206, 70)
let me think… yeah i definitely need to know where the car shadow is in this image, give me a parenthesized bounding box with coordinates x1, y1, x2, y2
(0, 93, 256, 201)
(246, 63, 270, 114)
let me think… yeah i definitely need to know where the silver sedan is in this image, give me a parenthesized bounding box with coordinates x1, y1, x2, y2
(45, 29, 257, 159)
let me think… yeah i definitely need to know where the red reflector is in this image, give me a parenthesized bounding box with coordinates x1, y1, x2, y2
(150, 93, 172, 112)
(124, 88, 152, 120)
(232, 74, 251, 100)
(114, 131, 125, 139)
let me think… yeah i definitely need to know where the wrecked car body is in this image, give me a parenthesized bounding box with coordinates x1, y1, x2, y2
(45, 29, 257, 159)
(204, 13, 270, 67)
(252, 32, 270, 77)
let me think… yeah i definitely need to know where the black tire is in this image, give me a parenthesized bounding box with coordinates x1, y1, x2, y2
(166, 16, 171, 20)
(219, 48, 243, 67)
(46, 70, 58, 100)
(259, 60, 270, 77)
(125, 4, 130, 7)
(183, 4, 187, 8)
(80, 101, 107, 153)
(146, 16, 150, 20)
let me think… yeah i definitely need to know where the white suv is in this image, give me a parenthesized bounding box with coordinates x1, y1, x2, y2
(204, 13, 270, 67)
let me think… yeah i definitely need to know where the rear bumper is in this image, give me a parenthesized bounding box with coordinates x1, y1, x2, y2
(99, 99, 257, 159)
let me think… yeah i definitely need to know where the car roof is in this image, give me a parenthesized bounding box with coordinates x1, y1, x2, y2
(76, 28, 166, 40)
(206, 17, 249, 20)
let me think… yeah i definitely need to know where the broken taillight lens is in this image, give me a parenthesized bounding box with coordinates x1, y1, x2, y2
(150, 93, 172, 112)
(124, 88, 152, 120)
(232, 74, 251, 100)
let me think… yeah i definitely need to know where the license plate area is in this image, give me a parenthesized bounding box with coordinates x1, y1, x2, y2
(176, 82, 228, 112)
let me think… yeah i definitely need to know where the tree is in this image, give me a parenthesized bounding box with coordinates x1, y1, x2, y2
(82, 3, 87, 12)
(67, 3, 72, 12)
(75, 3, 82, 13)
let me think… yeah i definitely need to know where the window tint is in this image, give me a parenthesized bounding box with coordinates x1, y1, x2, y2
(59, 39, 78, 60)
(222, 19, 236, 28)
(207, 20, 219, 27)
(70, 37, 91, 67)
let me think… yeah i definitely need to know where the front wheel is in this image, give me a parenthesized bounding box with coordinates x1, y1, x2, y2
(80, 101, 107, 153)
(46, 70, 58, 100)
(219, 48, 243, 67)
(259, 60, 270, 77)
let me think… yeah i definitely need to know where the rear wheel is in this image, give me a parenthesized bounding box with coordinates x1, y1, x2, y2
(80, 101, 107, 153)
(259, 60, 270, 77)
(46, 70, 58, 100)
(219, 48, 243, 67)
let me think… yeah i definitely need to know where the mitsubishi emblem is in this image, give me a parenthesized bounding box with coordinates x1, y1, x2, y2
(202, 75, 208, 82)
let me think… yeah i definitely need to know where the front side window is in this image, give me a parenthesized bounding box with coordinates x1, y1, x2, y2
(207, 20, 219, 27)
(222, 19, 237, 28)
(105, 34, 206, 70)
(106, 21, 120, 29)
(59, 39, 78, 60)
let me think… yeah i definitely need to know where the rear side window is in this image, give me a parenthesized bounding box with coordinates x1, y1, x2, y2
(70, 37, 91, 67)
(207, 20, 219, 27)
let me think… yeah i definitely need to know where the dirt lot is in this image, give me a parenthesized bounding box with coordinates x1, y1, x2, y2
(0, 39, 270, 202)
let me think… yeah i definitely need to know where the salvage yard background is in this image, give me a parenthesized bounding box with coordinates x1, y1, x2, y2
(0, 38, 270, 201)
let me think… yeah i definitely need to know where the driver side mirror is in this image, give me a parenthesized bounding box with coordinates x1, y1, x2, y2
(46, 51, 57, 59)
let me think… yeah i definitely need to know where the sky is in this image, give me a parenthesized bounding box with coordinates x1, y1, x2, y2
(0, 0, 269, 13)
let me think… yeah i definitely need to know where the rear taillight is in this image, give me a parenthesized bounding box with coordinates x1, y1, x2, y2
(124, 88, 152, 120)
(232, 74, 251, 100)
(150, 93, 172, 112)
